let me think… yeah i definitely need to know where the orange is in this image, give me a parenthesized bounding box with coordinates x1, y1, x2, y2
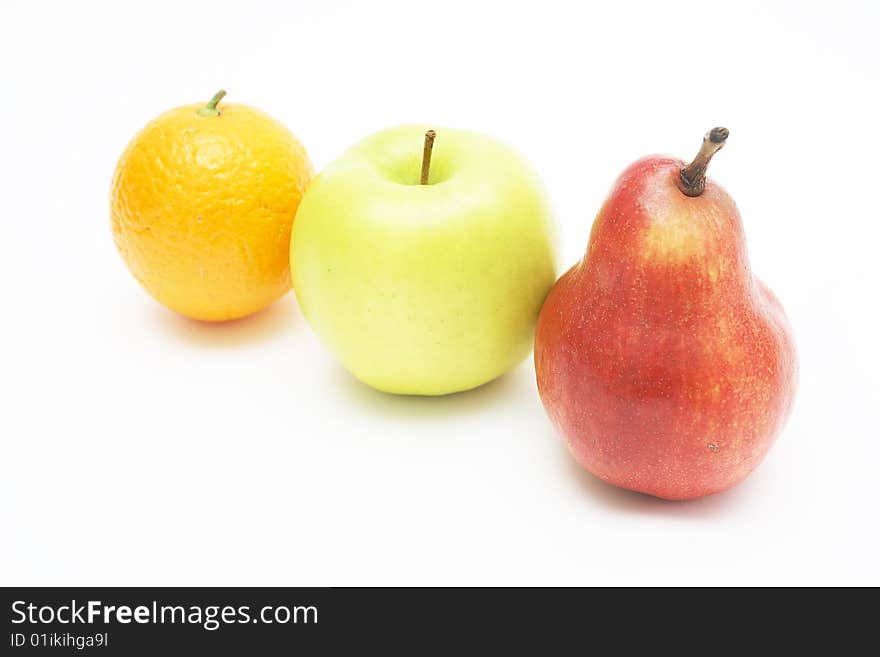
(111, 90, 313, 321)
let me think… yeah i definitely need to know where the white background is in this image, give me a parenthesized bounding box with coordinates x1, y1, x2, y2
(2, 0, 878, 586)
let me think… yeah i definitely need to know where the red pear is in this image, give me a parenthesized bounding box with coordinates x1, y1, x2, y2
(535, 128, 797, 500)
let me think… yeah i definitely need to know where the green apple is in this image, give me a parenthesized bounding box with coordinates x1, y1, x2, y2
(291, 125, 557, 395)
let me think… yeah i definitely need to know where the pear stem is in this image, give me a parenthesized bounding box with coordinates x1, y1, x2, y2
(679, 127, 729, 197)
(420, 130, 436, 185)
(197, 89, 227, 117)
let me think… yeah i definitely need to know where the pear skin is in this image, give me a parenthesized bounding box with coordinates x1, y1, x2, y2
(535, 130, 797, 500)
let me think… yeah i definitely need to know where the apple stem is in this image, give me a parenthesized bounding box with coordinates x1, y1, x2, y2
(679, 127, 729, 197)
(420, 130, 436, 185)
(197, 89, 227, 117)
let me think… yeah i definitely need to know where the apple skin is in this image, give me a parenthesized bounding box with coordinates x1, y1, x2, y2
(535, 156, 797, 500)
(291, 125, 557, 395)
